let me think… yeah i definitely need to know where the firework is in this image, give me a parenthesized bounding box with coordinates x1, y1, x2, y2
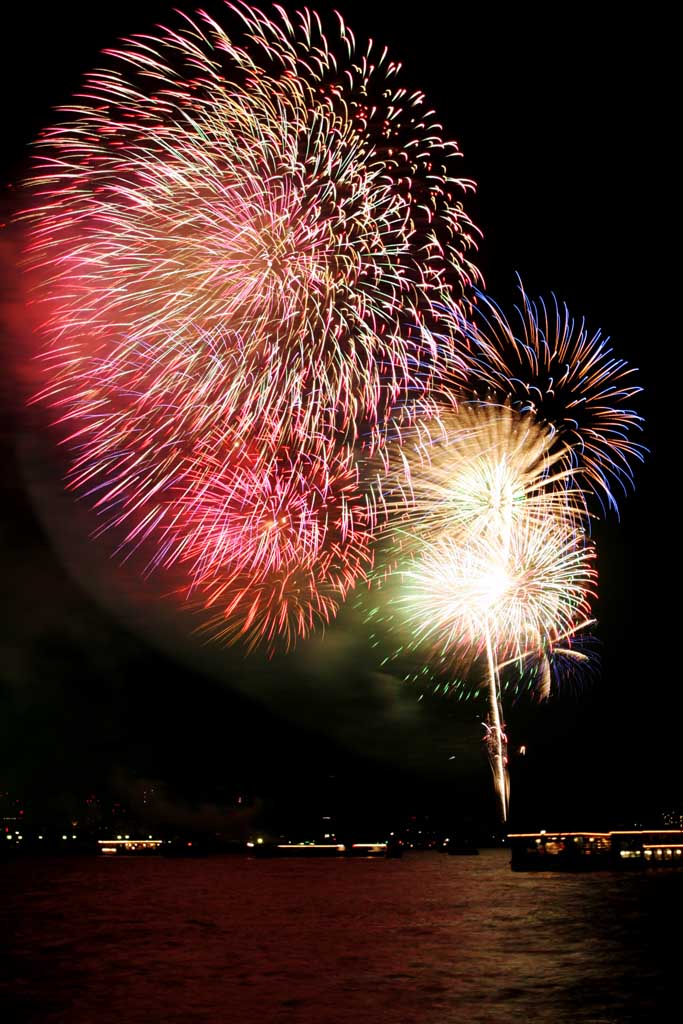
(381, 514, 597, 820)
(21, 2, 480, 647)
(456, 280, 645, 513)
(393, 519, 597, 670)
(366, 395, 599, 820)
(380, 402, 586, 550)
(24, 2, 478, 457)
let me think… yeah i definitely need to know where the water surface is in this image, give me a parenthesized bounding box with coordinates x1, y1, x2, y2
(2, 850, 679, 1022)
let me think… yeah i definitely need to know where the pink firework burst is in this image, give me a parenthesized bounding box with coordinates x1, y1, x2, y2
(20, 2, 479, 647)
(174, 441, 375, 653)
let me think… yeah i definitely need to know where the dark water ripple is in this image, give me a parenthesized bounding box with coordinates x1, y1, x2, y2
(1, 851, 681, 1022)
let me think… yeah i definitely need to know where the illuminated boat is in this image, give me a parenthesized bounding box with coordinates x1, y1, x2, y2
(507, 829, 683, 870)
(97, 838, 163, 856)
(249, 841, 398, 858)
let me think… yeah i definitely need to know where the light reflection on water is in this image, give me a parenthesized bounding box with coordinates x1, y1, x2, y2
(1, 850, 679, 1022)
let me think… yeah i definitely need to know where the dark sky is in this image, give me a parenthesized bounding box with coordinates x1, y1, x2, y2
(0, 2, 675, 834)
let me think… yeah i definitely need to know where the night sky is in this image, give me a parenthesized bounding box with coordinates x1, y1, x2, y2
(0, 2, 675, 835)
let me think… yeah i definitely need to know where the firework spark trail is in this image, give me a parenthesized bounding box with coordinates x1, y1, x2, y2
(454, 279, 645, 513)
(22, 2, 480, 648)
(496, 626, 600, 701)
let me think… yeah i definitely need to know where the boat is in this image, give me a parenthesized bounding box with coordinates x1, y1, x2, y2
(98, 838, 163, 856)
(507, 829, 683, 871)
(250, 840, 400, 858)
